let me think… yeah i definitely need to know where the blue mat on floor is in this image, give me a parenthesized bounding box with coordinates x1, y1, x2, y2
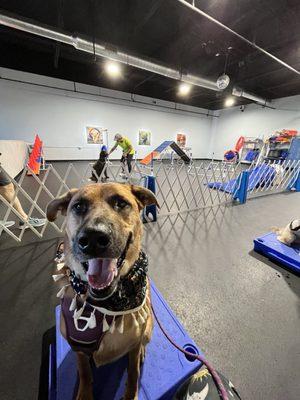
(49, 282, 202, 400)
(208, 164, 276, 194)
(254, 232, 300, 275)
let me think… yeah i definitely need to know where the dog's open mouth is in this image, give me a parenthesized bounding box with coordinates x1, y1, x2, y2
(83, 258, 118, 291)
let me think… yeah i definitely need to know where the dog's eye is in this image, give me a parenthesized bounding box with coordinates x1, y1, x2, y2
(72, 201, 88, 215)
(111, 196, 130, 211)
(115, 199, 129, 210)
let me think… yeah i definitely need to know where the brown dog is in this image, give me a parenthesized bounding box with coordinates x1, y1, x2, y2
(47, 182, 158, 400)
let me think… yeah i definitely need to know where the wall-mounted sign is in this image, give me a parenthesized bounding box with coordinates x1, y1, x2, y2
(86, 127, 107, 145)
(177, 133, 186, 147)
(139, 130, 151, 146)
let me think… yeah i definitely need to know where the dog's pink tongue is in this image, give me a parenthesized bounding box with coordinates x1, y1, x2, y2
(87, 258, 117, 289)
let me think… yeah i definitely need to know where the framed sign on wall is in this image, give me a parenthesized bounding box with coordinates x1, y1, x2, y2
(86, 127, 108, 145)
(177, 133, 186, 147)
(138, 130, 151, 146)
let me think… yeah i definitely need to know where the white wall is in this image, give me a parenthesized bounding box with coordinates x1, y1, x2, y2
(0, 140, 28, 177)
(210, 95, 300, 159)
(0, 68, 213, 160)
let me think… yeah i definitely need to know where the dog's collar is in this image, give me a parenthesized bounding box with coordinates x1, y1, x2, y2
(54, 248, 148, 312)
(69, 251, 148, 310)
(54, 250, 149, 334)
(89, 250, 148, 312)
(65, 231, 134, 297)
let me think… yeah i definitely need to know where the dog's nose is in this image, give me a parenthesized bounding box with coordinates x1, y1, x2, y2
(77, 227, 111, 254)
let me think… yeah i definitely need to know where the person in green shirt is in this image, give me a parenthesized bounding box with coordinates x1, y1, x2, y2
(109, 134, 135, 173)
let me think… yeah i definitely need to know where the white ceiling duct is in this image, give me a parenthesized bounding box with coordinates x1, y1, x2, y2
(0, 11, 221, 92)
(232, 87, 272, 107)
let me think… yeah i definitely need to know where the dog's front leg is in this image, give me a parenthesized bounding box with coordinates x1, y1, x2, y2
(76, 352, 94, 400)
(124, 345, 142, 400)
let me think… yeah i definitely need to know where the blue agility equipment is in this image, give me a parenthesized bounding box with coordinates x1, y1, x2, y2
(208, 164, 276, 194)
(287, 169, 300, 191)
(142, 175, 157, 223)
(49, 282, 202, 400)
(286, 136, 300, 161)
(254, 232, 300, 275)
(232, 170, 249, 204)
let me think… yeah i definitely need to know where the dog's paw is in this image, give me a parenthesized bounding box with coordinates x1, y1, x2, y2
(122, 390, 138, 400)
(76, 386, 94, 400)
(140, 346, 146, 365)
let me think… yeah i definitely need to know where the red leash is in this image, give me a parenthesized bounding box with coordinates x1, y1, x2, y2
(151, 304, 229, 400)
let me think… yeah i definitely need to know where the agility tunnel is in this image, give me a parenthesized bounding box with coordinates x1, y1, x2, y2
(208, 164, 276, 193)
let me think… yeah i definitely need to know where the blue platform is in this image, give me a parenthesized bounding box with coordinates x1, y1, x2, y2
(49, 282, 202, 400)
(254, 232, 300, 275)
(208, 164, 275, 194)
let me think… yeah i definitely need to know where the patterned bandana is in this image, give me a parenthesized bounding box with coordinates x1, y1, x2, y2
(53, 244, 149, 340)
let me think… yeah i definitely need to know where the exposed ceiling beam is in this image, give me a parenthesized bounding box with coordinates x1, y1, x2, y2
(176, 0, 300, 76)
(0, 10, 221, 91)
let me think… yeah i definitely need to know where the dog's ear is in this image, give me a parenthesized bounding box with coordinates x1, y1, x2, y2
(130, 185, 159, 210)
(46, 189, 78, 222)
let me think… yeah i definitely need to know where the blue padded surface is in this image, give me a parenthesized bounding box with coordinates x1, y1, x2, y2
(48, 344, 55, 400)
(208, 164, 275, 193)
(53, 281, 202, 400)
(254, 232, 300, 275)
(154, 141, 174, 153)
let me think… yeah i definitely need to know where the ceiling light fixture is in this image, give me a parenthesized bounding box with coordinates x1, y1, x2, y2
(178, 82, 191, 96)
(105, 61, 121, 78)
(217, 73, 230, 89)
(225, 97, 235, 107)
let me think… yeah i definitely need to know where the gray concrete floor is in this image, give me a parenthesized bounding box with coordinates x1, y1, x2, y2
(0, 184, 299, 399)
(143, 193, 300, 400)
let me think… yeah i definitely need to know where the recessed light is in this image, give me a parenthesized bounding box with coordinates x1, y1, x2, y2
(178, 83, 191, 96)
(105, 61, 121, 78)
(225, 97, 235, 107)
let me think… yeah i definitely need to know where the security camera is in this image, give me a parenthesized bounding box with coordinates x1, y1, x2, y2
(240, 105, 245, 112)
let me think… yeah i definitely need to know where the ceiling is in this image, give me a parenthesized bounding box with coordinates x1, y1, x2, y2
(0, 0, 299, 110)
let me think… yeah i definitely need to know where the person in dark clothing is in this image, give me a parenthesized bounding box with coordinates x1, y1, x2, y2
(90, 145, 109, 182)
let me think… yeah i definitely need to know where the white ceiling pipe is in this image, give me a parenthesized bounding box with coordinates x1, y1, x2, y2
(177, 0, 300, 76)
(0, 12, 220, 91)
(232, 87, 272, 107)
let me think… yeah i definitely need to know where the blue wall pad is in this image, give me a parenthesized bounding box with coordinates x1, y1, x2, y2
(51, 282, 202, 400)
(254, 232, 300, 275)
(208, 164, 275, 193)
(143, 175, 157, 222)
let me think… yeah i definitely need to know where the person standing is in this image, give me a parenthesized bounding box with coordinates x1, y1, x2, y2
(0, 168, 46, 229)
(108, 134, 135, 174)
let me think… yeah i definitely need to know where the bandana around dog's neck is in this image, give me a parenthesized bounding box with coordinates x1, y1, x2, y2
(69, 250, 148, 311)
(53, 244, 149, 337)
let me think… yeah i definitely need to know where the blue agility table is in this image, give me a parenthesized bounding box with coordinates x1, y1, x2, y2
(254, 232, 300, 275)
(49, 282, 202, 400)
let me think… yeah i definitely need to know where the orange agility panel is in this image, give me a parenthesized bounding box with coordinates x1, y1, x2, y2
(27, 134, 43, 175)
(141, 151, 159, 165)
